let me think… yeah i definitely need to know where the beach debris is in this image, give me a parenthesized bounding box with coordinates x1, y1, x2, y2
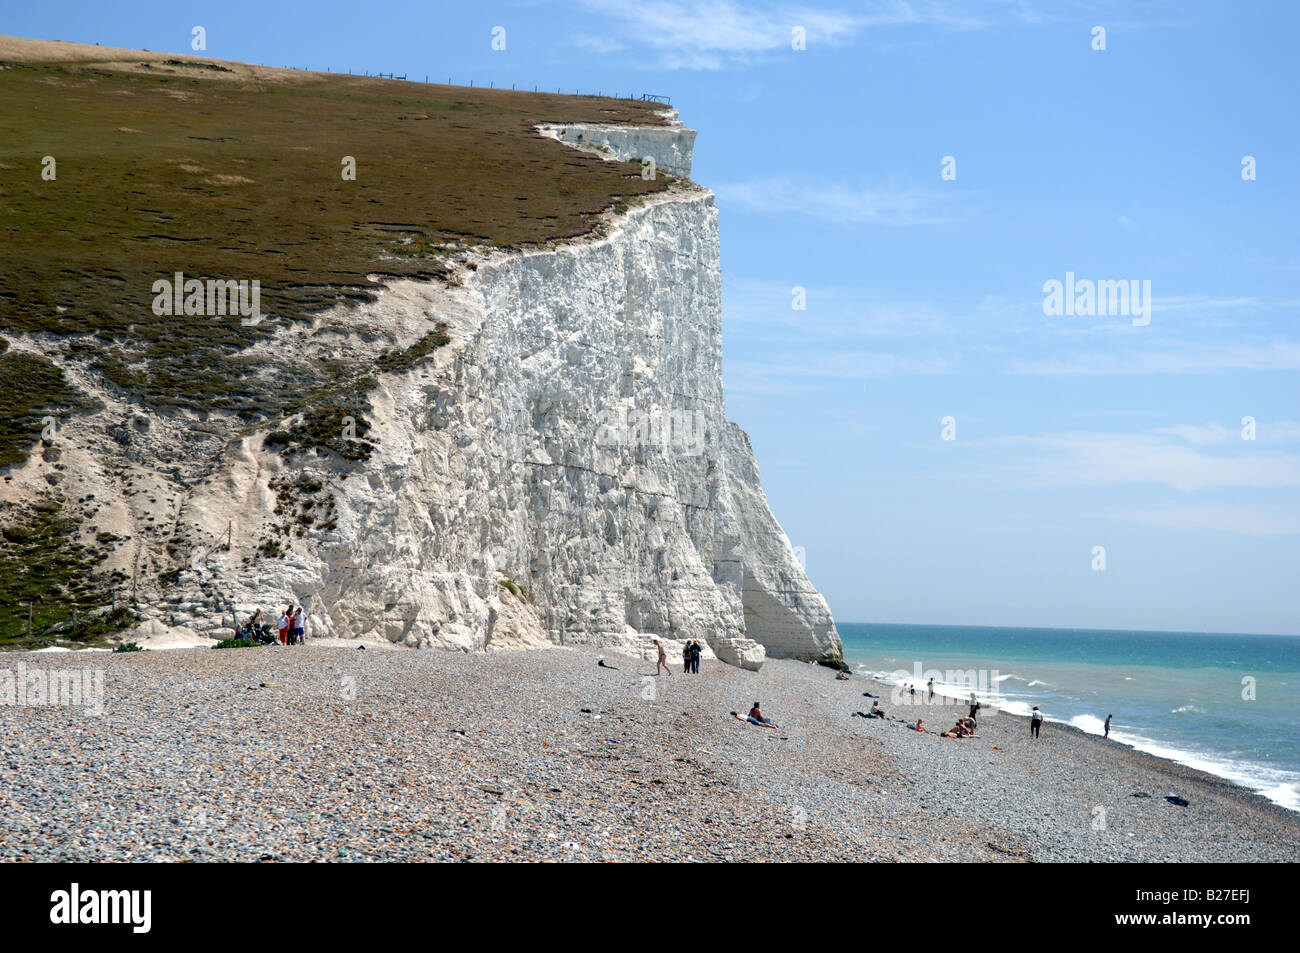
(1165, 794, 1189, 807)
(357, 645, 366, 651)
(1131, 792, 1152, 798)
(597, 659, 618, 670)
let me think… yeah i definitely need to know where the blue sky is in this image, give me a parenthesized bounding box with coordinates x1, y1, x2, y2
(12, 1, 1299, 634)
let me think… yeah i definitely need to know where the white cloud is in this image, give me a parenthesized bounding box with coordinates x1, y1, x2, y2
(1108, 504, 1300, 536)
(1009, 340, 1300, 375)
(576, 0, 988, 69)
(725, 350, 951, 395)
(987, 432, 1300, 492)
(715, 176, 957, 226)
(1151, 421, 1300, 446)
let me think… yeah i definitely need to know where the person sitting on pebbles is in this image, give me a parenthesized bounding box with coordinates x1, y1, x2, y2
(908, 718, 928, 732)
(747, 701, 779, 728)
(941, 719, 973, 738)
(731, 710, 778, 729)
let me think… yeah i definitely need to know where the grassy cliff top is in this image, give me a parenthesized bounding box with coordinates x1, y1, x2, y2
(0, 35, 669, 412)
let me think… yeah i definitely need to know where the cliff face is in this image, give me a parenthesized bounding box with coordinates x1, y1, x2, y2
(6, 113, 840, 668)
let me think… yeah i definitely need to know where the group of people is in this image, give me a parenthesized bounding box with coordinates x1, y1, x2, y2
(652, 638, 705, 675)
(236, 605, 307, 645)
(682, 640, 704, 674)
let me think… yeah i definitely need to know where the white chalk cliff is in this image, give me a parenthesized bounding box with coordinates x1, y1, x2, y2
(9, 112, 840, 669)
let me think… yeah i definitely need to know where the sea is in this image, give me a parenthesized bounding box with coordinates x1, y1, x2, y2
(840, 622, 1300, 812)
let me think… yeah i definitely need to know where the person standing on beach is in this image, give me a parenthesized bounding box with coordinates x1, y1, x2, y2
(654, 639, 672, 676)
(1104, 714, 1112, 738)
(277, 606, 291, 645)
(291, 606, 306, 645)
(1030, 706, 1043, 739)
(690, 641, 701, 674)
(927, 678, 935, 701)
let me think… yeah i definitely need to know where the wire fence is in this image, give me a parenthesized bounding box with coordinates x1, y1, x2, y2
(262, 64, 670, 104)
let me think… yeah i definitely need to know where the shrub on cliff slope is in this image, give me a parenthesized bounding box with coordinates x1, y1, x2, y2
(0, 498, 132, 647)
(0, 348, 93, 468)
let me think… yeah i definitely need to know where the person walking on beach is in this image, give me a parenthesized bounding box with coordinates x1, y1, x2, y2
(927, 677, 935, 701)
(690, 640, 701, 674)
(1030, 706, 1043, 739)
(1104, 714, 1112, 738)
(654, 639, 672, 676)
(277, 606, 291, 645)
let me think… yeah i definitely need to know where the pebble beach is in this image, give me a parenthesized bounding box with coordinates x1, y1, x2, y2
(1, 644, 1297, 862)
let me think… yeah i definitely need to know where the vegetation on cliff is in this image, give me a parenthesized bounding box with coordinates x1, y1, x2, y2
(0, 44, 668, 416)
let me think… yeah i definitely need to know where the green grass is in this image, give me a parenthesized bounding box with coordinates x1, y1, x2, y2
(376, 321, 451, 372)
(213, 637, 257, 649)
(0, 348, 93, 467)
(0, 497, 133, 647)
(0, 56, 668, 412)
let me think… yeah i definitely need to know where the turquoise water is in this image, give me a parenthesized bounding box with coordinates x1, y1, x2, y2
(840, 622, 1300, 811)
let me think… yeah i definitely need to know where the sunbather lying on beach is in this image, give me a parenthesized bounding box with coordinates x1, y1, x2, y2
(908, 719, 928, 732)
(731, 711, 778, 729)
(939, 719, 975, 738)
